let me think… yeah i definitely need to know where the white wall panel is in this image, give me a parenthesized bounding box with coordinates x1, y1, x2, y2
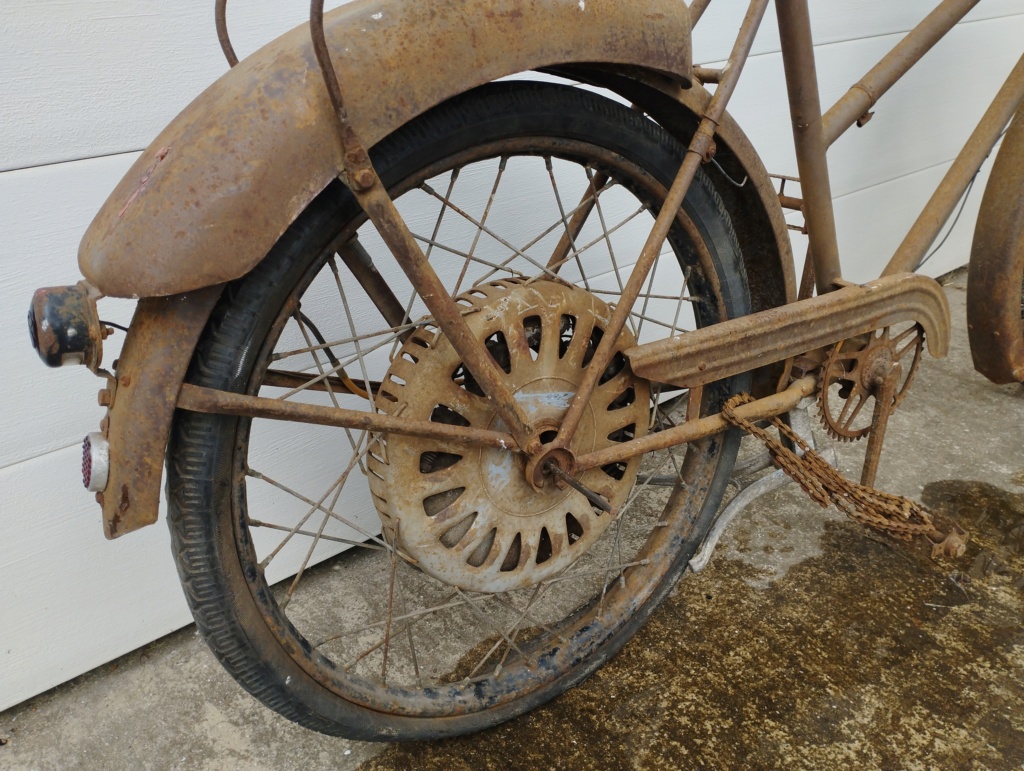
(0, 447, 189, 712)
(2, 0, 1022, 712)
(0, 154, 138, 469)
(5, 1, 1021, 171)
(787, 148, 999, 284)
(1, 0, 351, 171)
(712, 13, 1024, 198)
(692, 0, 1023, 63)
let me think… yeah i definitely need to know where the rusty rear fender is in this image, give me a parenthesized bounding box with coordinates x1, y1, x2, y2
(79, 0, 693, 299)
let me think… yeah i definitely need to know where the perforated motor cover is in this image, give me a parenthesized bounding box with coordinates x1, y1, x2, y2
(367, 279, 650, 592)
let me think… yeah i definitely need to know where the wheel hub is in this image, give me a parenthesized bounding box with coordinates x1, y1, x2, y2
(368, 279, 649, 592)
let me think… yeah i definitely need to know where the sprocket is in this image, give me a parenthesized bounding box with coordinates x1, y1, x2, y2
(817, 323, 924, 441)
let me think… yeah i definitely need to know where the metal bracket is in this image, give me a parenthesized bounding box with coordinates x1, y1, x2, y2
(689, 396, 836, 573)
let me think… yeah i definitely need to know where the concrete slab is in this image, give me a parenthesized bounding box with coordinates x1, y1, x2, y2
(2, 275, 1022, 769)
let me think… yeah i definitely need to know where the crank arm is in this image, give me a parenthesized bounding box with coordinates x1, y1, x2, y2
(624, 272, 950, 389)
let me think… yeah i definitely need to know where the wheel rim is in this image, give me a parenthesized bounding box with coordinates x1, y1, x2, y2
(227, 135, 740, 718)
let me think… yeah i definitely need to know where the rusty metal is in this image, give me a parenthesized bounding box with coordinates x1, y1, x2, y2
(821, 0, 979, 147)
(692, 66, 722, 84)
(353, 181, 539, 449)
(307, 0, 557, 451)
(552, 0, 769, 452)
(776, 0, 843, 293)
(28, 282, 106, 370)
(721, 394, 949, 543)
(215, 0, 239, 68)
(80, 65, 805, 547)
(366, 279, 647, 592)
(857, 372, 897, 488)
(625, 272, 949, 391)
(99, 286, 222, 538)
(176, 384, 518, 450)
(31, 0, 1024, 733)
(797, 251, 816, 300)
(575, 374, 819, 472)
(261, 369, 377, 395)
(78, 0, 692, 300)
(885, 52, 1024, 277)
(41, 0, 1022, 553)
(688, 0, 712, 27)
(543, 462, 615, 514)
(772, 173, 803, 212)
(967, 102, 1024, 384)
(817, 325, 924, 442)
(567, 65, 798, 330)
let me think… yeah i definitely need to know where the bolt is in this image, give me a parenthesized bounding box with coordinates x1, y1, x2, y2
(352, 169, 376, 191)
(702, 139, 717, 163)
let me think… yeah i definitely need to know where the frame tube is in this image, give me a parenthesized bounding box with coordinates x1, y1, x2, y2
(822, 0, 980, 147)
(884, 52, 1024, 276)
(553, 0, 769, 450)
(177, 384, 519, 450)
(575, 375, 818, 471)
(776, 0, 843, 292)
(689, 0, 712, 27)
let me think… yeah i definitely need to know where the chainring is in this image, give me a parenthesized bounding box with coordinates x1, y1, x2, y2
(818, 323, 924, 441)
(367, 278, 650, 592)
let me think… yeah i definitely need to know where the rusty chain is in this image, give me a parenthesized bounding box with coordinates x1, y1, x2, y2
(722, 393, 968, 557)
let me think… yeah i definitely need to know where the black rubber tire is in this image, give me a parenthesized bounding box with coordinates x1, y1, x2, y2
(167, 81, 751, 740)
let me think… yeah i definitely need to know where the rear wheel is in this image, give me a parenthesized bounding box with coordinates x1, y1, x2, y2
(167, 81, 751, 739)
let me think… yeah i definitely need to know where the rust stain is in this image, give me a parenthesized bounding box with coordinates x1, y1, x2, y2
(118, 146, 171, 219)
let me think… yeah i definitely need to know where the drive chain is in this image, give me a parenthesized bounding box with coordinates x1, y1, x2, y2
(722, 393, 967, 556)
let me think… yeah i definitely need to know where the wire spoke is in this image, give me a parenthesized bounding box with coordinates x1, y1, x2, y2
(247, 519, 385, 551)
(454, 157, 507, 295)
(455, 589, 529, 663)
(545, 156, 589, 290)
(419, 182, 569, 282)
(272, 319, 431, 365)
(246, 462, 398, 557)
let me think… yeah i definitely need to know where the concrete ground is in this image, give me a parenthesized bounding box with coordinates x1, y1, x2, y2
(2, 273, 1022, 770)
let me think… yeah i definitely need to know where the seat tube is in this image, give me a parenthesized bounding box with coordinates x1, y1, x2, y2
(776, 0, 844, 292)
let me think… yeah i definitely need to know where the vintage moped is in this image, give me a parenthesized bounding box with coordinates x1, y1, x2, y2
(26, 0, 1024, 740)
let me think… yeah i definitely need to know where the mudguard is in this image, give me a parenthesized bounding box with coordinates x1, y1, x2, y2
(79, 0, 693, 298)
(967, 103, 1024, 384)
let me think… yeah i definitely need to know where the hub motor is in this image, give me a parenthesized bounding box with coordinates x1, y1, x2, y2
(368, 278, 650, 592)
